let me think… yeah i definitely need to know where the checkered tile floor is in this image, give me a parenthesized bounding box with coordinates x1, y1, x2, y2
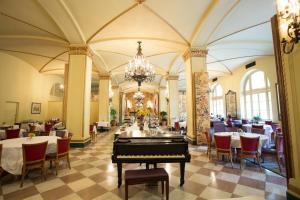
(0, 129, 287, 200)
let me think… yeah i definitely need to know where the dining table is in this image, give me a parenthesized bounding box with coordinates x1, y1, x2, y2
(0, 136, 59, 175)
(242, 124, 273, 147)
(214, 132, 268, 153)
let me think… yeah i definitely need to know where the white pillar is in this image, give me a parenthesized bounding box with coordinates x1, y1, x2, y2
(98, 75, 110, 122)
(159, 86, 167, 113)
(167, 75, 179, 127)
(112, 85, 120, 123)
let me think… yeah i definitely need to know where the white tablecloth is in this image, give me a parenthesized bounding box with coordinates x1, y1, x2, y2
(49, 129, 69, 137)
(242, 124, 273, 147)
(97, 121, 110, 127)
(0, 136, 58, 175)
(0, 129, 26, 139)
(214, 132, 268, 153)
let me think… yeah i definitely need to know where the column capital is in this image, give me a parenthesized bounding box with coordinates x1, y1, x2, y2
(69, 45, 93, 57)
(112, 85, 119, 90)
(166, 75, 179, 80)
(99, 75, 111, 80)
(183, 47, 208, 61)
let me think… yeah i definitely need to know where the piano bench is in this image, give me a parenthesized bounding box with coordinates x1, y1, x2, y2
(125, 168, 169, 200)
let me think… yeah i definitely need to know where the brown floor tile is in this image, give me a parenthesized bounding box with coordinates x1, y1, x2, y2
(180, 180, 206, 195)
(77, 184, 107, 200)
(266, 174, 287, 186)
(221, 166, 242, 175)
(73, 163, 94, 171)
(231, 193, 242, 198)
(238, 176, 266, 190)
(70, 152, 86, 156)
(82, 156, 99, 162)
(196, 167, 218, 176)
(60, 173, 85, 184)
(171, 169, 193, 179)
(209, 179, 237, 193)
(265, 192, 287, 200)
(40, 185, 73, 200)
(4, 186, 39, 200)
(190, 159, 207, 167)
(111, 185, 141, 199)
(89, 173, 109, 183)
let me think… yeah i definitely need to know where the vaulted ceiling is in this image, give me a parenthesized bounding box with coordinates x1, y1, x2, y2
(0, 0, 276, 91)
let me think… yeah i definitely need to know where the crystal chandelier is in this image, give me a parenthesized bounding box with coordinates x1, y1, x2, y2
(133, 87, 145, 102)
(125, 41, 155, 86)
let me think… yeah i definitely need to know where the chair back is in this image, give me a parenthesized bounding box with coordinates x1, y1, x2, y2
(204, 130, 211, 146)
(6, 129, 20, 139)
(225, 127, 238, 132)
(240, 136, 259, 153)
(276, 134, 284, 154)
(22, 141, 48, 163)
(44, 124, 53, 133)
(29, 124, 36, 132)
(265, 120, 272, 125)
(242, 119, 249, 124)
(57, 138, 70, 156)
(56, 131, 66, 138)
(174, 122, 180, 130)
(252, 124, 264, 129)
(213, 122, 226, 133)
(89, 125, 94, 133)
(214, 135, 231, 151)
(251, 128, 265, 135)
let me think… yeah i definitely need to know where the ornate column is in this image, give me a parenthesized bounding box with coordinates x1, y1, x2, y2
(65, 45, 92, 147)
(112, 85, 120, 123)
(159, 86, 167, 113)
(98, 75, 110, 122)
(167, 75, 179, 127)
(183, 48, 209, 144)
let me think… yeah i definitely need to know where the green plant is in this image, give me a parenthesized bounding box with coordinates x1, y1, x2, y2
(110, 107, 117, 120)
(160, 111, 168, 119)
(252, 115, 261, 122)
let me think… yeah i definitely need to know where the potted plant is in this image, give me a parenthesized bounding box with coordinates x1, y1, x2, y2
(252, 115, 261, 124)
(160, 111, 168, 126)
(110, 107, 117, 126)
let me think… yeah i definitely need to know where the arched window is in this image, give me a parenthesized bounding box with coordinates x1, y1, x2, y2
(210, 84, 224, 117)
(242, 70, 272, 120)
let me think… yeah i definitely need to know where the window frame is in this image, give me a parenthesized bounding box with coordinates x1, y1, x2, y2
(211, 84, 224, 117)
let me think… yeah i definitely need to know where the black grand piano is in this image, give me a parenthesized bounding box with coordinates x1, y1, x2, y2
(111, 130, 191, 187)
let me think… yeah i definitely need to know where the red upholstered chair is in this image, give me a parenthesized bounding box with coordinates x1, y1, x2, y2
(21, 141, 48, 187)
(46, 138, 71, 175)
(240, 136, 261, 169)
(89, 124, 96, 142)
(241, 119, 249, 124)
(214, 135, 233, 167)
(174, 122, 180, 133)
(251, 128, 265, 135)
(265, 120, 272, 125)
(28, 124, 36, 132)
(6, 129, 20, 139)
(252, 124, 264, 129)
(44, 124, 53, 133)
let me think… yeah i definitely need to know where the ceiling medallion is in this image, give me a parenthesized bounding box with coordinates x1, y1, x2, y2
(125, 41, 155, 86)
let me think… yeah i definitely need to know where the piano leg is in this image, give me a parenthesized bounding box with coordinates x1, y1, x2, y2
(180, 162, 185, 186)
(117, 163, 122, 188)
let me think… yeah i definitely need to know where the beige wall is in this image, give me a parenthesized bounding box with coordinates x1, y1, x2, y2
(211, 56, 279, 122)
(0, 52, 64, 123)
(47, 101, 63, 120)
(90, 101, 99, 124)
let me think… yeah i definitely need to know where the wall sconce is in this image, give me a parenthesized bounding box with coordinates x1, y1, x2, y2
(277, 0, 300, 54)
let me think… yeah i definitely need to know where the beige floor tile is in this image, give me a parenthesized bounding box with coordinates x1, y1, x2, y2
(99, 178, 119, 191)
(81, 168, 102, 177)
(188, 173, 213, 186)
(35, 178, 65, 193)
(23, 194, 44, 200)
(241, 170, 266, 182)
(58, 193, 83, 200)
(186, 164, 201, 173)
(169, 189, 198, 200)
(92, 192, 122, 200)
(2, 179, 33, 194)
(216, 172, 240, 183)
(203, 163, 224, 171)
(233, 184, 265, 197)
(265, 182, 286, 196)
(199, 186, 232, 199)
(68, 178, 96, 192)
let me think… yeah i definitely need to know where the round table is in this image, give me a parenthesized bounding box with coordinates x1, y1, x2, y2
(0, 136, 59, 175)
(214, 132, 268, 153)
(242, 124, 273, 147)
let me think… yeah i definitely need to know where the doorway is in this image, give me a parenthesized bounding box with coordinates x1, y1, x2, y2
(3, 101, 19, 125)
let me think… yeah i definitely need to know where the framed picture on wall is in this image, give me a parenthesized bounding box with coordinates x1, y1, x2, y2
(31, 102, 41, 114)
(225, 90, 237, 118)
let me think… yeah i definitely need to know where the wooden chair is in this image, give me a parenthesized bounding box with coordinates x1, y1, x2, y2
(214, 135, 233, 168)
(240, 136, 261, 169)
(21, 141, 48, 187)
(251, 128, 265, 135)
(0, 144, 3, 176)
(46, 138, 71, 175)
(265, 120, 272, 125)
(89, 125, 96, 142)
(6, 129, 20, 139)
(204, 130, 212, 159)
(262, 134, 285, 172)
(252, 124, 264, 129)
(125, 168, 169, 200)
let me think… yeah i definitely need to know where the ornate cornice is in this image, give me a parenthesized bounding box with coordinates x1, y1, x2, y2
(183, 48, 208, 61)
(69, 45, 93, 57)
(99, 75, 111, 80)
(112, 85, 119, 90)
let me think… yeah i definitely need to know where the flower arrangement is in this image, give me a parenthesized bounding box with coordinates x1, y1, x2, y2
(137, 107, 150, 117)
(28, 133, 35, 139)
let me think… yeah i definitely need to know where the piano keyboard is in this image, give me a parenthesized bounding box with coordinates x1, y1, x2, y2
(117, 154, 185, 159)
